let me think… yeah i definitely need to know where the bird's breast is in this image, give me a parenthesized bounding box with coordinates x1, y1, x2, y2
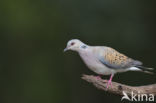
(79, 51, 115, 75)
(79, 51, 97, 68)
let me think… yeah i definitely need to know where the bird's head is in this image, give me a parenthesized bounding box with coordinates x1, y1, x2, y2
(64, 39, 88, 52)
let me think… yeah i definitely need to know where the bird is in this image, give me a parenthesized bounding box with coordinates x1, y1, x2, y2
(64, 39, 154, 89)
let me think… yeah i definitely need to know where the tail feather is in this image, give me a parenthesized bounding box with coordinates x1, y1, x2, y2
(136, 65, 154, 71)
(142, 71, 154, 75)
(135, 65, 154, 75)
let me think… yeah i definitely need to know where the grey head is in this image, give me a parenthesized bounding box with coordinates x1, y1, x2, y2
(64, 39, 88, 52)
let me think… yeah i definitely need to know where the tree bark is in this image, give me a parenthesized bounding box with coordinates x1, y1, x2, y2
(81, 74, 156, 96)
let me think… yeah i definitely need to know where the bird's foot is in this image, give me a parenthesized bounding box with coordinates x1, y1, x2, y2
(96, 75, 101, 80)
(106, 74, 114, 89)
(106, 79, 112, 89)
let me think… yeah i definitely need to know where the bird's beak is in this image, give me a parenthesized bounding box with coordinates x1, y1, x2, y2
(63, 47, 68, 52)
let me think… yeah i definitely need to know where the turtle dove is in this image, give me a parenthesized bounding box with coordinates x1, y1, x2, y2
(64, 39, 154, 89)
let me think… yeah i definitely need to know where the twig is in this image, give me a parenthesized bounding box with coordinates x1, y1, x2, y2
(81, 74, 156, 96)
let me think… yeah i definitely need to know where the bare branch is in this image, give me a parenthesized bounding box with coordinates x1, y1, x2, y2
(81, 74, 156, 96)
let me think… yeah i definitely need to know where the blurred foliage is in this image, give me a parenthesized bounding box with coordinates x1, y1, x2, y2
(0, 0, 156, 103)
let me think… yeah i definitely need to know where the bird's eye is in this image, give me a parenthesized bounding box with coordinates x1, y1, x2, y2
(71, 42, 75, 46)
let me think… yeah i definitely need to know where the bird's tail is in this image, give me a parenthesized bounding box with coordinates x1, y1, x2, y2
(135, 65, 154, 74)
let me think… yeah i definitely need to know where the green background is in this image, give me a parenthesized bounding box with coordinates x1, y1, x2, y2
(0, 0, 156, 103)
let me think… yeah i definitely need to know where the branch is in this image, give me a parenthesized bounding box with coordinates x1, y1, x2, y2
(81, 74, 156, 96)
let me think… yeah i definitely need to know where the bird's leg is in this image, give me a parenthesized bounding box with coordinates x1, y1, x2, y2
(106, 74, 114, 89)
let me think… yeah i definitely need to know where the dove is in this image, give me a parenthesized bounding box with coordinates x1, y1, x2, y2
(64, 39, 154, 89)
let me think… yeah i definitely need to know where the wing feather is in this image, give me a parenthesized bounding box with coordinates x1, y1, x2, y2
(97, 47, 142, 69)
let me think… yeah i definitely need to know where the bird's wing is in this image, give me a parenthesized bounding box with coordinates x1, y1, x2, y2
(96, 47, 142, 69)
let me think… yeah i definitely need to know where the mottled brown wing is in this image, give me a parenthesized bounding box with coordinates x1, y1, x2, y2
(98, 47, 142, 69)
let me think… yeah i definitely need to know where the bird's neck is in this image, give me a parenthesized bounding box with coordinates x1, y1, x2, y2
(78, 45, 90, 54)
